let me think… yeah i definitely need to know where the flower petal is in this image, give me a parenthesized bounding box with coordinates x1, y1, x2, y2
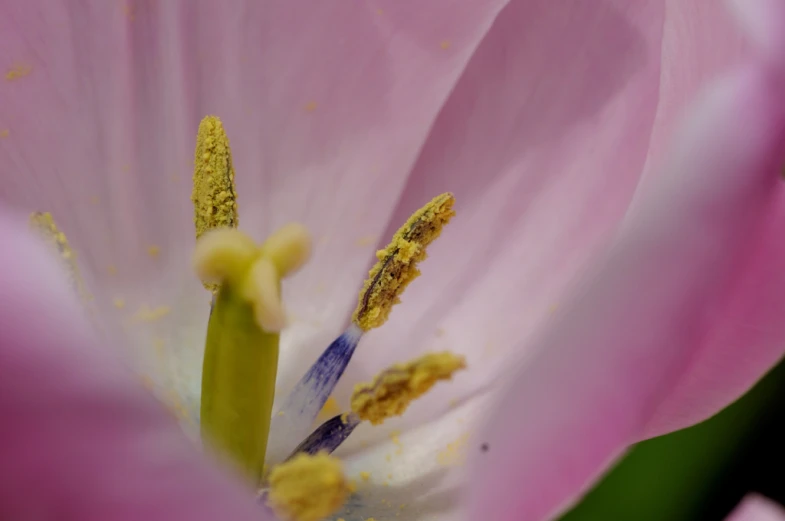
(639, 0, 750, 185)
(333, 392, 490, 521)
(726, 0, 785, 74)
(468, 65, 785, 521)
(334, 0, 666, 444)
(727, 496, 785, 521)
(0, 209, 267, 520)
(0, 0, 513, 404)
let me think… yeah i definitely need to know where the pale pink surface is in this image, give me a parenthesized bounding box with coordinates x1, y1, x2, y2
(469, 65, 785, 521)
(0, 211, 268, 520)
(0, 0, 510, 401)
(727, 496, 785, 521)
(0, 1, 781, 520)
(727, 0, 785, 74)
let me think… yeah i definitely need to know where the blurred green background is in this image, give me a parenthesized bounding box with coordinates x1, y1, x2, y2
(558, 357, 785, 520)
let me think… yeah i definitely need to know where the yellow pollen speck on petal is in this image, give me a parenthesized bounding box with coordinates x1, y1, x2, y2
(267, 452, 349, 521)
(147, 245, 160, 257)
(106, 264, 117, 275)
(113, 298, 125, 309)
(360, 471, 371, 481)
(436, 433, 469, 466)
(5, 62, 32, 81)
(350, 352, 466, 425)
(440, 40, 451, 50)
(304, 101, 318, 112)
(0, 129, 9, 138)
(29, 212, 89, 301)
(352, 193, 455, 331)
(355, 235, 375, 247)
(192, 116, 238, 291)
(131, 305, 171, 323)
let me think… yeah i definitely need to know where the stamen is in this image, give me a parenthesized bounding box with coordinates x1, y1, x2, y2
(284, 352, 466, 460)
(266, 325, 363, 462)
(287, 413, 361, 458)
(195, 226, 311, 484)
(351, 352, 466, 425)
(266, 194, 456, 462)
(29, 212, 89, 301)
(267, 452, 349, 521)
(192, 115, 238, 292)
(352, 192, 455, 331)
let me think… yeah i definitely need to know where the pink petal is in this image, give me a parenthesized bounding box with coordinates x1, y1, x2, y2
(727, 496, 785, 521)
(335, 0, 666, 445)
(0, 209, 267, 520)
(0, 0, 512, 397)
(727, 0, 785, 74)
(468, 65, 785, 521)
(639, 0, 750, 186)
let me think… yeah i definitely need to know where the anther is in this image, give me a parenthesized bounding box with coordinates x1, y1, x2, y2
(192, 115, 238, 292)
(352, 193, 455, 331)
(351, 352, 466, 425)
(29, 212, 89, 301)
(267, 452, 349, 521)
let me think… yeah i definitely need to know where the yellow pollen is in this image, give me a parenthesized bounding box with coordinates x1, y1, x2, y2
(113, 298, 126, 309)
(5, 63, 32, 81)
(0, 129, 9, 138)
(192, 115, 238, 291)
(131, 305, 171, 323)
(29, 212, 89, 301)
(267, 452, 349, 521)
(352, 193, 455, 331)
(147, 244, 160, 257)
(350, 352, 466, 425)
(360, 471, 371, 481)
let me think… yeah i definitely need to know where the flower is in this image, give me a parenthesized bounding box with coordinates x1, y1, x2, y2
(726, 496, 785, 521)
(1, 1, 783, 520)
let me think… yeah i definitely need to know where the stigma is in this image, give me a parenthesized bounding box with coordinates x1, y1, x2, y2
(267, 452, 349, 521)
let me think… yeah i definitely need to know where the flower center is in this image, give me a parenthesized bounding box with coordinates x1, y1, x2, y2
(28, 114, 467, 521)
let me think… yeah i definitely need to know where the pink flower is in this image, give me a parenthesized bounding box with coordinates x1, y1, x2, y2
(727, 496, 785, 521)
(1, 0, 783, 520)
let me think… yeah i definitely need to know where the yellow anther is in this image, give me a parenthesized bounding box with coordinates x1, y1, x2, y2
(29, 212, 89, 301)
(352, 193, 455, 331)
(260, 222, 312, 277)
(350, 352, 466, 425)
(192, 115, 238, 291)
(267, 452, 349, 521)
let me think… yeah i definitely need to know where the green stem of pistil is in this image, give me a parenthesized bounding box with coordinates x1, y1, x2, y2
(200, 283, 278, 485)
